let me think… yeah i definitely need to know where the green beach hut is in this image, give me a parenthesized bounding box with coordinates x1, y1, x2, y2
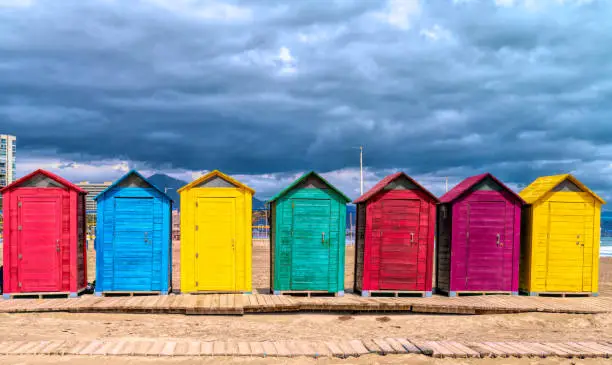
(268, 171, 351, 296)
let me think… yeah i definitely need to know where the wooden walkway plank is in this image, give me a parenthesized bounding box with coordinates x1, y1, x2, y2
(384, 338, 408, 353)
(372, 338, 395, 354)
(39, 340, 66, 355)
(200, 342, 213, 356)
(260, 341, 276, 357)
(272, 341, 291, 357)
(337, 340, 357, 357)
(443, 341, 481, 358)
(145, 340, 167, 356)
(324, 340, 345, 357)
(237, 341, 251, 356)
(78, 340, 104, 355)
(396, 338, 423, 354)
(348, 340, 370, 355)
(311, 342, 332, 357)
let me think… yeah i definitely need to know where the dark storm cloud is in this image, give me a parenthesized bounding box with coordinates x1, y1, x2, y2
(2, 0, 612, 195)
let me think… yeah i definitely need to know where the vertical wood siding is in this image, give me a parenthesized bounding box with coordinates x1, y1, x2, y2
(179, 171, 252, 293)
(95, 177, 172, 294)
(1, 170, 87, 295)
(271, 175, 347, 293)
(438, 174, 523, 294)
(520, 185, 602, 294)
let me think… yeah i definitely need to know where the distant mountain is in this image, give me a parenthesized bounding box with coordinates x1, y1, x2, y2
(148, 173, 186, 208)
(148, 173, 266, 211)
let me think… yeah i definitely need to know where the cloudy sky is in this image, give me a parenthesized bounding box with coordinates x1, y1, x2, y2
(1, 0, 611, 200)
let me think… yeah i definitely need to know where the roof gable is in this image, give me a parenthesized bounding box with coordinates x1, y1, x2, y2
(94, 170, 172, 201)
(519, 174, 605, 205)
(0, 169, 86, 194)
(439, 173, 524, 204)
(353, 172, 439, 204)
(269, 171, 351, 203)
(177, 170, 254, 194)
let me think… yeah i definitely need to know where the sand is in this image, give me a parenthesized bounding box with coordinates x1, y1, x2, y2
(2, 244, 612, 364)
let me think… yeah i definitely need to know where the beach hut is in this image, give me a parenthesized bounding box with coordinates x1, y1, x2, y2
(436, 173, 524, 296)
(269, 171, 351, 296)
(519, 174, 604, 296)
(93, 170, 172, 295)
(353, 172, 439, 297)
(1, 169, 87, 298)
(178, 170, 253, 293)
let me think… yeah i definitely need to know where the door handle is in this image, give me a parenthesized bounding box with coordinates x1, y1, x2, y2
(56, 239, 61, 252)
(410, 232, 414, 243)
(321, 232, 325, 245)
(496, 233, 501, 247)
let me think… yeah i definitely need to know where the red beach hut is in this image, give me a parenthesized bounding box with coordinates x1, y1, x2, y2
(1, 169, 88, 299)
(436, 173, 524, 296)
(353, 172, 438, 297)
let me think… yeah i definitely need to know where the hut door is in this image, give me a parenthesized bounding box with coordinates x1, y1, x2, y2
(112, 197, 154, 291)
(546, 202, 587, 292)
(194, 198, 236, 291)
(465, 201, 507, 291)
(290, 199, 331, 291)
(17, 196, 62, 292)
(376, 199, 422, 291)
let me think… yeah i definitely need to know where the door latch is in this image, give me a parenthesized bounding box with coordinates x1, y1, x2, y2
(410, 232, 415, 244)
(195, 252, 199, 258)
(321, 232, 325, 245)
(232, 238, 235, 249)
(18, 253, 22, 260)
(56, 239, 61, 252)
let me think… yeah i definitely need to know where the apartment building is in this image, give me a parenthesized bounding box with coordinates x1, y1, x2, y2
(0, 134, 16, 188)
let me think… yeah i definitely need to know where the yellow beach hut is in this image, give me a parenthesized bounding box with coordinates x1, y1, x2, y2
(178, 170, 254, 293)
(519, 174, 605, 296)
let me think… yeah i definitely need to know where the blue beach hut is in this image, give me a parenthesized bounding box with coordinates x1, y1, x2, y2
(94, 170, 172, 295)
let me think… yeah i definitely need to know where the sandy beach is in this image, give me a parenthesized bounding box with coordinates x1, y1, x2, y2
(1, 244, 612, 364)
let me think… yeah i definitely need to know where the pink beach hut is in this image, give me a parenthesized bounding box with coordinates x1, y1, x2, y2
(436, 173, 524, 296)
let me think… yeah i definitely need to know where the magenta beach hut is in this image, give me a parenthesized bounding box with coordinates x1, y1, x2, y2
(436, 173, 524, 296)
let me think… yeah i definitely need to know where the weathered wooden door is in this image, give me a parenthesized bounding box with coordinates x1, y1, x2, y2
(195, 198, 236, 291)
(465, 201, 507, 291)
(17, 196, 62, 292)
(112, 197, 154, 291)
(376, 199, 423, 290)
(546, 202, 588, 292)
(290, 198, 331, 291)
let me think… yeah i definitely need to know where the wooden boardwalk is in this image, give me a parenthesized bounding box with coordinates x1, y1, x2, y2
(0, 293, 610, 316)
(0, 338, 611, 358)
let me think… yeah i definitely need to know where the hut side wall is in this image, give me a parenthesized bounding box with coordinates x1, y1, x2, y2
(269, 203, 276, 292)
(435, 203, 452, 293)
(354, 203, 366, 292)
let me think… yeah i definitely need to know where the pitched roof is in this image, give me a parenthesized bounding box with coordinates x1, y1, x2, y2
(0, 169, 87, 194)
(519, 173, 605, 205)
(439, 173, 524, 204)
(268, 171, 351, 203)
(353, 172, 439, 204)
(94, 170, 173, 201)
(177, 170, 255, 194)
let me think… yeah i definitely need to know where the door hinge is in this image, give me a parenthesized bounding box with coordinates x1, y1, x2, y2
(18, 225, 22, 231)
(18, 201, 22, 208)
(18, 253, 22, 260)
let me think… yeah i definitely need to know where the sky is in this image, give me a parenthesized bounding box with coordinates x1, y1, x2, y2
(2, 0, 612, 200)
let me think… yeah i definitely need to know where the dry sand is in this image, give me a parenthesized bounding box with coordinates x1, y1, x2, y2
(2, 244, 612, 364)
